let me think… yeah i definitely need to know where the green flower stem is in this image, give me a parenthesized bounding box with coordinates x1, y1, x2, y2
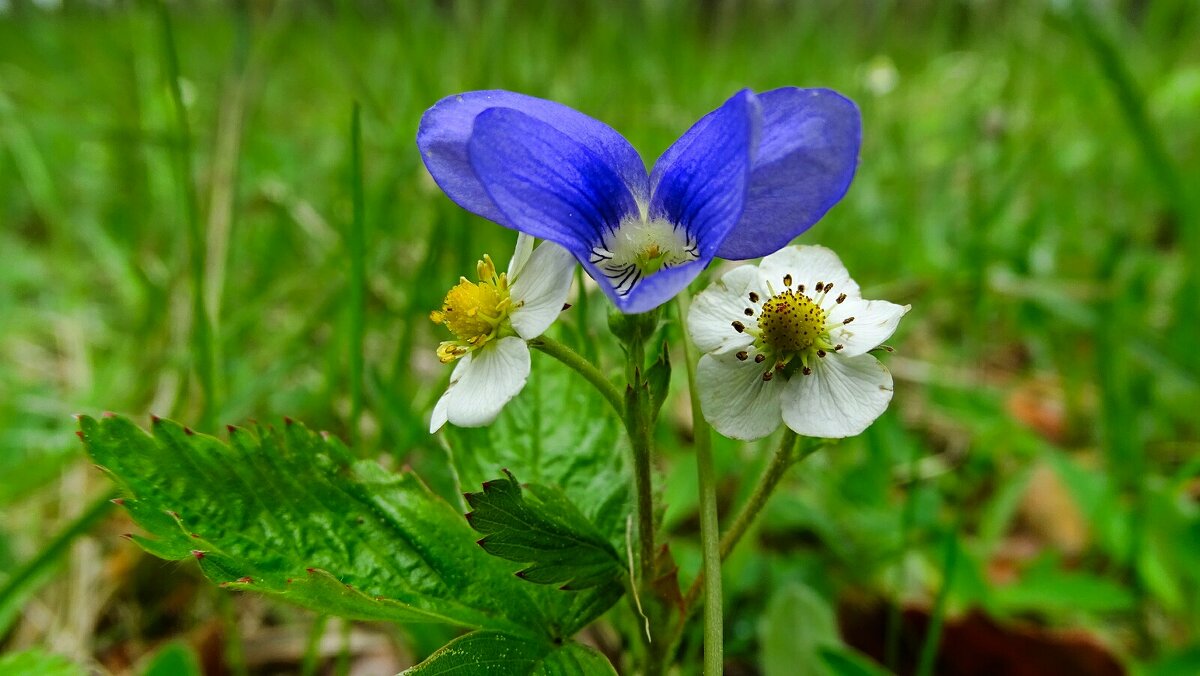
(682, 429, 810, 615)
(529, 336, 624, 416)
(676, 296, 723, 676)
(532, 331, 658, 671)
(628, 336, 656, 580)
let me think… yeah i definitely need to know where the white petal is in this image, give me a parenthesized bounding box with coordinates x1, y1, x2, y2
(506, 232, 536, 278)
(826, 298, 910, 356)
(758, 245, 860, 298)
(509, 240, 576, 339)
(697, 353, 785, 441)
(434, 336, 531, 429)
(429, 390, 450, 433)
(780, 353, 893, 438)
(688, 265, 760, 355)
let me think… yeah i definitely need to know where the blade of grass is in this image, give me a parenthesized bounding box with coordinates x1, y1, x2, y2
(0, 489, 116, 637)
(916, 527, 959, 676)
(885, 438, 921, 672)
(347, 102, 366, 442)
(158, 1, 215, 431)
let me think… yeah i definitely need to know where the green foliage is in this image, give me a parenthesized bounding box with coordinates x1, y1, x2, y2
(140, 642, 202, 676)
(759, 581, 841, 676)
(79, 414, 604, 642)
(0, 649, 85, 676)
(4, 0, 1200, 671)
(465, 470, 626, 590)
(402, 631, 617, 676)
(444, 363, 629, 546)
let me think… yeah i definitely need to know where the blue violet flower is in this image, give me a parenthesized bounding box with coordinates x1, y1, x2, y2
(418, 88, 861, 313)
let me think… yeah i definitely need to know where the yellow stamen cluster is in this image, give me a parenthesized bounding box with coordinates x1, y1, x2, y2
(430, 255, 511, 363)
(758, 290, 827, 353)
(732, 275, 849, 380)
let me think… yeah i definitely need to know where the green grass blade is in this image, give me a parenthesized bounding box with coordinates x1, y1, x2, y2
(0, 489, 116, 636)
(158, 1, 215, 430)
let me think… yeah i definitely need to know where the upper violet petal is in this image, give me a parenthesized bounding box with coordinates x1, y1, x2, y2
(649, 89, 760, 261)
(717, 88, 862, 260)
(417, 91, 648, 222)
(468, 107, 642, 255)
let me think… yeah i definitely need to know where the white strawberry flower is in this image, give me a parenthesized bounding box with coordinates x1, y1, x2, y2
(429, 233, 575, 432)
(687, 245, 909, 440)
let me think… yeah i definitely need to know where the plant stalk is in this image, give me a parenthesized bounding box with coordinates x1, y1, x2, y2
(529, 336, 624, 416)
(676, 296, 723, 675)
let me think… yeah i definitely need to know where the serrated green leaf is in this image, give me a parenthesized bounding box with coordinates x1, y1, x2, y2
(79, 414, 580, 640)
(403, 631, 617, 676)
(444, 363, 629, 545)
(0, 649, 85, 676)
(465, 470, 626, 591)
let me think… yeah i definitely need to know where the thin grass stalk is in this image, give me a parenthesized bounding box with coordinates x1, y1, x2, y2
(158, 2, 215, 430)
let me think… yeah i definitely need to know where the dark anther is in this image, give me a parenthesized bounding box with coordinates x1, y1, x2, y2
(732, 321, 745, 333)
(802, 366, 813, 375)
(754, 353, 766, 363)
(748, 291, 759, 302)
(736, 351, 748, 361)
(817, 349, 826, 358)
(762, 371, 774, 381)
(783, 274, 793, 287)
(836, 293, 847, 304)
(824, 282, 834, 293)
(835, 344, 844, 351)
(798, 284, 805, 292)
(843, 317, 855, 324)
(815, 281, 824, 292)
(744, 308, 754, 316)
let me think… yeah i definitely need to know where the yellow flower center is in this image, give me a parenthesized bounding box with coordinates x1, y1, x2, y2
(758, 290, 827, 353)
(730, 275, 850, 382)
(430, 255, 511, 363)
(440, 279, 505, 340)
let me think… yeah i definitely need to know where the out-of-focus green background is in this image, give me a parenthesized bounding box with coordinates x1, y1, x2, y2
(2, 0, 1198, 673)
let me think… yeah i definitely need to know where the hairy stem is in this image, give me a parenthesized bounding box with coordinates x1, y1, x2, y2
(683, 430, 807, 614)
(626, 337, 656, 591)
(529, 336, 624, 416)
(676, 296, 723, 675)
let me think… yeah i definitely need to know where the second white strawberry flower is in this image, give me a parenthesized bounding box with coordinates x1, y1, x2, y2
(687, 245, 909, 440)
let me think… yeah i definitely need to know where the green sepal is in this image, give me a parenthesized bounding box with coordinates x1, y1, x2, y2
(645, 339, 671, 422)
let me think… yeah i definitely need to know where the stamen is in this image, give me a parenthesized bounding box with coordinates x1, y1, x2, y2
(762, 371, 774, 382)
(843, 316, 855, 325)
(835, 344, 844, 351)
(836, 293, 846, 304)
(744, 308, 754, 316)
(736, 351, 748, 361)
(797, 284, 805, 293)
(748, 292, 759, 302)
(815, 281, 824, 292)
(817, 349, 826, 358)
(754, 353, 766, 363)
(824, 282, 834, 294)
(783, 274, 793, 287)
(732, 321, 745, 333)
(802, 366, 812, 376)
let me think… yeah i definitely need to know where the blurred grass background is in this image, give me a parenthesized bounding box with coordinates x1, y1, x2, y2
(1, 0, 1198, 673)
